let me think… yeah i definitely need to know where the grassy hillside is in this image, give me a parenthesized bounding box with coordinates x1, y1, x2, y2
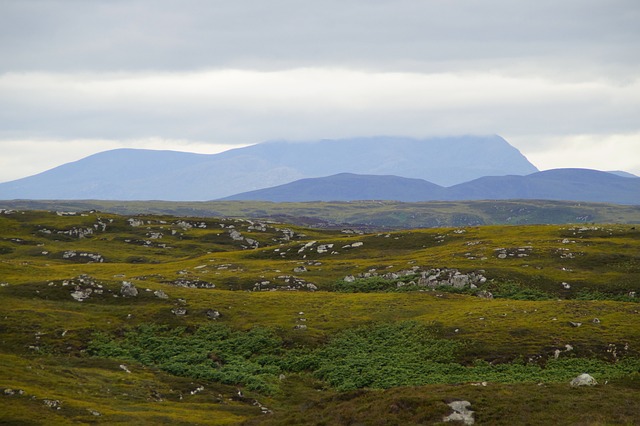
(1, 209, 639, 425)
(2, 199, 640, 229)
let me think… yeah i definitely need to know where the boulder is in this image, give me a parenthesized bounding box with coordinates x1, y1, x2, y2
(570, 373, 597, 387)
(206, 309, 221, 320)
(443, 400, 474, 424)
(172, 307, 187, 316)
(154, 290, 169, 299)
(70, 287, 93, 302)
(120, 281, 138, 297)
(476, 290, 493, 299)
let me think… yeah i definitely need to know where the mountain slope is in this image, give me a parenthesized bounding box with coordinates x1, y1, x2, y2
(221, 173, 446, 202)
(0, 135, 537, 201)
(448, 168, 640, 204)
(222, 169, 640, 204)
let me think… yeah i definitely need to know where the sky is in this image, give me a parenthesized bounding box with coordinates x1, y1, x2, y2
(1, 0, 639, 183)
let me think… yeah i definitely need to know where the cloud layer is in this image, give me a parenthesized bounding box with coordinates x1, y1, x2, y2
(1, 0, 639, 182)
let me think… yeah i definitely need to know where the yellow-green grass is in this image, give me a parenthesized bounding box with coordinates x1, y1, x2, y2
(1, 210, 640, 425)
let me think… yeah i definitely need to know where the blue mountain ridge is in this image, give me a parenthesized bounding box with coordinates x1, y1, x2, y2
(222, 169, 640, 205)
(0, 135, 537, 201)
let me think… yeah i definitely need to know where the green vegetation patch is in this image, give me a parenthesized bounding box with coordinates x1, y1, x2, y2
(89, 322, 640, 396)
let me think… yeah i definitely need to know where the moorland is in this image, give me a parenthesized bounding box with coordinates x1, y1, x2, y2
(1, 206, 640, 425)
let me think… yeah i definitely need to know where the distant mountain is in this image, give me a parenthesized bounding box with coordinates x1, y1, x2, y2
(222, 169, 640, 205)
(447, 168, 640, 204)
(222, 173, 446, 202)
(608, 170, 639, 178)
(0, 135, 537, 201)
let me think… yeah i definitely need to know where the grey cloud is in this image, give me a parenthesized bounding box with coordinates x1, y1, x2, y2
(1, 0, 639, 79)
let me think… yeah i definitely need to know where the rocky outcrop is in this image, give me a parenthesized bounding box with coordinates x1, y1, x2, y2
(443, 400, 475, 424)
(120, 281, 138, 297)
(253, 276, 318, 292)
(570, 373, 597, 387)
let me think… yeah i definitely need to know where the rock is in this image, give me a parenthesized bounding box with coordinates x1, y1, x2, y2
(592, 318, 600, 324)
(70, 287, 93, 302)
(119, 364, 131, 373)
(562, 282, 571, 289)
(569, 321, 582, 327)
(570, 373, 597, 387)
(120, 281, 138, 297)
(343, 275, 356, 283)
(475, 290, 493, 299)
(229, 229, 244, 241)
(154, 289, 169, 299)
(317, 244, 334, 254)
(293, 266, 307, 273)
(293, 324, 307, 330)
(443, 400, 474, 424)
(172, 307, 187, 316)
(206, 309, 221, 320)
(43, 399, 62, 410)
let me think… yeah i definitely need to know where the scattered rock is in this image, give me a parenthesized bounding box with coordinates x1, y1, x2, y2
(120, 281, 138, 297)
(206, 309, 221, 320)
(169, 278, 215, 289)
(70, 287, 93, 302)
(570, 373, 597, 387)
(172, 307, 187, 316)
(154, 289, 169, 299)
(293, 324, 307, 330)
(119, 364, 131, 373)
(475, 290, 493, 299)
(592, 318, 601, 324)
(562, 282, 571, 289)
(43, 399, 62, 410)
(293, 266, 307, 273)
(569, 322, 582, 327)
(443, 400, 474, 424)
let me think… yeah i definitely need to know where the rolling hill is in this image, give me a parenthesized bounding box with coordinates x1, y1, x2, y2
(223, 168, 640, 204)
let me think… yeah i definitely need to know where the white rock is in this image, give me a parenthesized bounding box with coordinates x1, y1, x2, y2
(570, 373, 597, 387)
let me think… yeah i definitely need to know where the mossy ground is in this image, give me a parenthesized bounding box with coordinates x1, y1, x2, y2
(1, 209, 639, 424)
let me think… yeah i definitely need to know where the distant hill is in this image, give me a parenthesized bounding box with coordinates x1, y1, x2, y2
(0, 135, 537, 201)
(223, 168, 640, 205)
(221, 173, 446, 202)
(608, 170, 639, 178)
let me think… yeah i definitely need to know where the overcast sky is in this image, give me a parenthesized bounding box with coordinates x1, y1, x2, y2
(1, 0, 639, 182)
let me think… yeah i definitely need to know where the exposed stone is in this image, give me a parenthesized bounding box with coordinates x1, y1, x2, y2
(443, 400, 474, 424)
(70, 287, 93, 302)
(43, 399, 62, 410)
(120, 281, 138, 297)
(569, 321, 582, 327)
(570, 373, 597, 387)
(154, 290, 169, 299)
(206, 309, 221, 320)
(169, 278, 215, 289)
(293, 266, 308, 273)
(293, 324, 307, 330)
(317, 244, 334, 254)
(172, 307, 187, 316)
(476, 290, 493, 299)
